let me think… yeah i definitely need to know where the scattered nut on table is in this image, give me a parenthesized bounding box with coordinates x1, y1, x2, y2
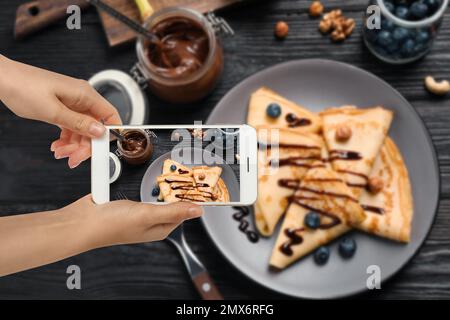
(309, 1, 324, 17)
(319, 9, 355, 42)
(424, 76, 450, 96)
(367, 177, 384, 194)
(335, 125, 352, 141)
(275, 21, 289, 39)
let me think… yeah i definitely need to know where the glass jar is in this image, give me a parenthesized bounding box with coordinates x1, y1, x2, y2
(116, 129, 153, 165)
(363, 0, 449, 64)
(135, 7, 224, 104)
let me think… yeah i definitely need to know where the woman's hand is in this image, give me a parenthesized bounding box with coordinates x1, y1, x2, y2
(70, 195, 204, 247)
(0, 195, 203, 277)
(0, 55, 121, 168)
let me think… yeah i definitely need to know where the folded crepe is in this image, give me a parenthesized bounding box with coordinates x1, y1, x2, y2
(320, 106, 393, 198)
(255, 128, 324, 236)
(269, 161, 365, 269)
(157, 160, 229, 203)
(247, 87, 322, 132)
(192, 166, 222, 188)
(357, 138, 413, 242)
(270, 137, 413, 269)
(157, 174, 196, 203)
(270, 203, 349, 269)
(214, 178, 230, 202)
(162, 159, 193, 176)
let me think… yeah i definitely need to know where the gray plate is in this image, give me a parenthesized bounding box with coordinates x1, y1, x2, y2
(203, 59, 440, 299)
(140, 148, 240, 203)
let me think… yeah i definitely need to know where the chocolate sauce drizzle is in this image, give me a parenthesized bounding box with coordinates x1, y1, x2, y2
(285, 113, 312, 128)
(278, 179, 300, 190)
(270, 156, 323, 168)
(361, 204, 385, 215)
(178, 169, 190, 174)
(328, 149, 362, 162)
(295, 186, 358, 202)
(337, 169, 369, 188)
(280, 199, 341, 256)
(258, 143, 321, 151)
(165, 178, 215, 202)
(232, 207, 259, 243)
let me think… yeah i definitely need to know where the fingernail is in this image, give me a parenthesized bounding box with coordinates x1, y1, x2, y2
(188, 206, 203, 217)
(55, 153, 61, 159)
(88, 122, 105, 137)
(69, 161, 81, 169)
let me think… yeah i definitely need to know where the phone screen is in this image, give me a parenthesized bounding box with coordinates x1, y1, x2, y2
(109, 127, 241, 203)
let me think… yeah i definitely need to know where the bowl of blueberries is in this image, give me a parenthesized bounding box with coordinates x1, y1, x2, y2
(364, 0, 448, 64)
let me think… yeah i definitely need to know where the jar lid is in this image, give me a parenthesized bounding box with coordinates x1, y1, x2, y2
(89, 70, 148, 125)
(109, 152, 122, 184)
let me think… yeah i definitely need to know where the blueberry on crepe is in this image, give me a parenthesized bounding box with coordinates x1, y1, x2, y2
(247, 87, 322, 132)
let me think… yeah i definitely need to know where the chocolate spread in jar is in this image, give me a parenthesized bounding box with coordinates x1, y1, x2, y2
(122, 131, 147, 155)
(147, 17, 210, 79)
(118, 130, 153, 165)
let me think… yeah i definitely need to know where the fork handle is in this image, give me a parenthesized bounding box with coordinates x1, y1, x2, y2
(192, 271, 223, 300)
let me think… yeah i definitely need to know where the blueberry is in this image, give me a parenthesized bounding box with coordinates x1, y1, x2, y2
(384, 1, 395, 13)
(393, 27, 410, 42)
(381, 18, 395, 31)
(401, 39, 415, 56)
(424, 0, 441, 13)
(410, 2, 429, 19)
(377, 30, 394, 47)
(413, 43, 427, 54)
(266, 103, 282, 118)
(415, 30, 430, 43)
(170, 164, 177, 171)
(304, 212, 321, 229)
(395, 6, 409, 20)
(152, 186, 160, 197)
(314, 246, 330, 265)
(338, 237, 357, 259)
(386, 42, 400, 53)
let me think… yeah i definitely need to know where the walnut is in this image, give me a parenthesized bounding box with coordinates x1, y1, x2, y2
(335, 125, 352, 141)
(274, 21, 289, 39)
(319, 19, 332, 33)
(343, 18, 356, 36)
(367, 177, 384, 194)
(191, 128, 204, 139)
(323, 9, 342, 21)
(319, 9, 354, 42)
(331, 29, 346, 42)
(309, 1, 324, 17)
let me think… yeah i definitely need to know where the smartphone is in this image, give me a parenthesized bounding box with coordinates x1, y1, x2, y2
(91, 125, 257, 205)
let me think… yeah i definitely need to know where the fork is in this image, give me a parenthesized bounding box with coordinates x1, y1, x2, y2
(167, 225, 223, 300)
(114, 191, 223, 300)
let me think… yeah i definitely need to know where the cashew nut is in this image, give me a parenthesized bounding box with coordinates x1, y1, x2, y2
(425, 76, 450, 96)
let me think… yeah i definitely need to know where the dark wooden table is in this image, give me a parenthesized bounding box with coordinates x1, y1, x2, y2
(0, 0, 449, 299)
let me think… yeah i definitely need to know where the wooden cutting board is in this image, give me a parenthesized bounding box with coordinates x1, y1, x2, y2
(14, 0, 244, 47)
(99, 0, 243, 46)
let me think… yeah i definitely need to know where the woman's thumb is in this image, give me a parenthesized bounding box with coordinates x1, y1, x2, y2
(54, 103, 105, 138)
